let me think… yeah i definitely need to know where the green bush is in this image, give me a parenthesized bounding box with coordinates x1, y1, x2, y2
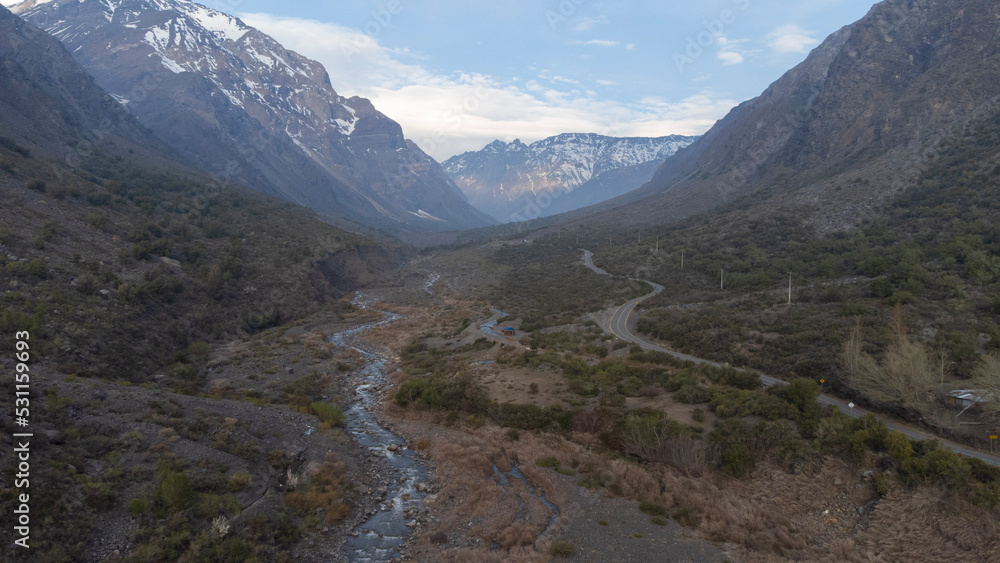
(535, 456, 560, 468)
(172, 362, 198, 381)
(394, 374, 489, 413)
(128, 497, 150, 516)
(310, 402, 346, 426)
(226, 471, 253, 492)
(639, 501, 668, 517)
(675, 384, 709, 404)
(155, 470, 194, 513)
(722, 445, 754, 477)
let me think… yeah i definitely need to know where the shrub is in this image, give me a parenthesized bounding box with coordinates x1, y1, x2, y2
(639, 501, 668, 517)
(673, 507, 700, 527)
(722, 445, 754, 477)
(128, 497, 149, 515)
(675, 384, 709, 404)
(310, 402, 346, 426)
(82, 480, 118, 511)
(155, 470, 194, 513)
(187, 341, 210, 357)
(536, 456, 560, 468)
(226, 471, 252, 492)
(548, 541, 574, 557)
(172, 362, 198, 381)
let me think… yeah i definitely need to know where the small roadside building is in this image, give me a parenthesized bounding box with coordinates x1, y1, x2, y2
(503, 327, 516, 336)
(946, 389, 992, 409)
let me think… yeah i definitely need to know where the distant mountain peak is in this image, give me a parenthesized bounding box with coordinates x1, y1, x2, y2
(444, 133, 697, 222)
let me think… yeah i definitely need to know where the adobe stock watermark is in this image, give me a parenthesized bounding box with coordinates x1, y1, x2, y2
(545, 0, 590, 30)
(341, 0, 405, 63)
(673, 0, 751, 73)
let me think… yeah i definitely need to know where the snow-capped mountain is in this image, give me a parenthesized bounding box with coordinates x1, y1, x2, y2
(10, 0, 495, 234)
(443, 133, 697, 222)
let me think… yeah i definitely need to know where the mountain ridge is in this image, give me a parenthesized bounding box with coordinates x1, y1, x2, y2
(564, 0, 1000, 234)
(443, 132, 696, 222)
(12, 0, 495, 235)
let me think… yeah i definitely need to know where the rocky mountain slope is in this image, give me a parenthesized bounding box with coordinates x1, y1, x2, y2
(566, 0, 1000, 233)
(443, 133, 695, 222)
(0, 2, 401, 381)
(10, 0, 494, 235)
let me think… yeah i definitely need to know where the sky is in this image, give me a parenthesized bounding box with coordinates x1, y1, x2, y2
(197, 1, 876, 159)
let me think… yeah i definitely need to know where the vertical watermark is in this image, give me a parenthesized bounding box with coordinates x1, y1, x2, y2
(11, 330, 33, 549)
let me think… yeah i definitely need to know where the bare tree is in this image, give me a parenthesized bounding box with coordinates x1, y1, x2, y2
(970, 353, 1000, 424)
(841, 305, 935, 412)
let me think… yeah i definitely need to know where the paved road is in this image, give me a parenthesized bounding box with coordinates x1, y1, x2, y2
(582, 249, 610, 276)
(589, 250, 1000, 466)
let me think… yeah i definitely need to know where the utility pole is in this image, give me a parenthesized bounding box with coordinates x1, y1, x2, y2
(720, 269, 724, 290)
(681, 250, 684, 269)
(655, 236, 659, 252)
(788, 272, 793, 305)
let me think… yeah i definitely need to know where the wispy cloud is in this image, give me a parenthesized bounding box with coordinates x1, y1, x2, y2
(765, 24, 819, 54)
(571, 15, 609, 33)
(239, 13, 733, 159)
(716, 35, 746, 66)
(569, 39, 621, 48)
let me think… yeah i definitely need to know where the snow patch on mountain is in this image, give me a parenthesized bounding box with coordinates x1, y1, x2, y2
(444, 133, 698, 222)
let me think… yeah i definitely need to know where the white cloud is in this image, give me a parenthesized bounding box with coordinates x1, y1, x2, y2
(240, 13, 734, 159)
(765, 24, 819, 54)
(596, 79, 617, 86)
(569, 39, 621, 48)
(715, 35, 745, 65)
(571, 15, 609, 33)
(718, 51, 744, 65)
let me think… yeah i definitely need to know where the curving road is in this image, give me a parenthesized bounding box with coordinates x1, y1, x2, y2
(587, 250, 1000, 466)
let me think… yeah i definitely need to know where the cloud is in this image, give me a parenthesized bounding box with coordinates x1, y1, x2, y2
(717, 51, 744, 65)
(715, 35, 745, 65)
(596, 79, 617, 86)
(569, 39, 621, 48)
(239, 13, 735, 159)
(765, 24, 819, 54)
(571, 15, 609, 33)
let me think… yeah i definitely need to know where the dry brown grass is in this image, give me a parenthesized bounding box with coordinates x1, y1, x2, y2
(374, 297, 1000, 562)
(283, 453, 351, 525)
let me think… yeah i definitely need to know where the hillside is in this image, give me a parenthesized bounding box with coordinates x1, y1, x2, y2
(10, 0, 495, 235)
(551, 0, 1000, 235)
(0, 3, 400, 382)
(444, 133, 695, 222)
